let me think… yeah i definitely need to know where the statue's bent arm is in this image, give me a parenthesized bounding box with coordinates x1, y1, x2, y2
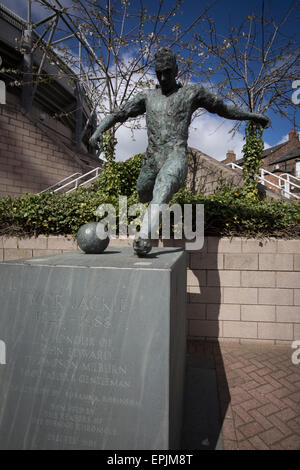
(90, 93, 146, 143)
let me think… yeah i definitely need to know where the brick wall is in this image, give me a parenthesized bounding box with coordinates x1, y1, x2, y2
(187, 237, 300, 345)
(262, 130, 299, 175)
(0, 94, 98, 198)
(187, 147, 282, 199)
(1, 235, 299, 345)
(262, 173, 282, 194)
(187, 147, 243, 195)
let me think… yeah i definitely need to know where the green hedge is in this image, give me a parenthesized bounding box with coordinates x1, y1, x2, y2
(0, 153, 299, 238)
(0, 189, 141, 237)
(171, 185, 300, 238)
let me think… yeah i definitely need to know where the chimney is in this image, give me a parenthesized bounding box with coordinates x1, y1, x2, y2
(224, 150, 236, 164)
(289, 129, 299, 143)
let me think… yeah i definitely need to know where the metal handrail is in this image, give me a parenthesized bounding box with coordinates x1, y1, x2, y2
(53, 167, 101, 193)
(260, 169, 300, 199)
(65, 173, 100, 193)
(259, 173, 294, 197)
(260, 168, 300, 189)
(226, 162, 243, 171)
(39, 172, 82, 193)
(226, 162, 299, 199)
(279, 173, 300, 189)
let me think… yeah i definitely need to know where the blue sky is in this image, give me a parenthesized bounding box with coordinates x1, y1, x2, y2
(1, 0, 299, 161)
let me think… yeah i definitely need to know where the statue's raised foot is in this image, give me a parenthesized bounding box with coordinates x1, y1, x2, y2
(133, 237, 152, 257)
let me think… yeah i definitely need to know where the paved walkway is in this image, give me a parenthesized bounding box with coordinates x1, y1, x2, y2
(187, 340, 300, 450)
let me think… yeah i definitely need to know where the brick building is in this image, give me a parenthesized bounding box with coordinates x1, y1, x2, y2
(222, 130, 300, 198)
(0, 4, 100, 198)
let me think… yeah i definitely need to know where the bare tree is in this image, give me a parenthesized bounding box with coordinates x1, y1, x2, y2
(193, 0, 300, 132)
(9, 0, 214, 154)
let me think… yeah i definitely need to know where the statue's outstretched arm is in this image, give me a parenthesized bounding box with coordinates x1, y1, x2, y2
(89, 92, 146, 147)
(193, 85, 270, 128)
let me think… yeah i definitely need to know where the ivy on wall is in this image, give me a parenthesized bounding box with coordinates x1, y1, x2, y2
(242, 122, 264, 199)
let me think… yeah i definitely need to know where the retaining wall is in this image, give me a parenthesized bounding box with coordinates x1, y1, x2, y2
(1, 235, 299, 345)
(0, 95, 98, 198)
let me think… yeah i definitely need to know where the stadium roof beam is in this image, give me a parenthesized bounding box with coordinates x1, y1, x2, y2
(1, 1, 97, 150)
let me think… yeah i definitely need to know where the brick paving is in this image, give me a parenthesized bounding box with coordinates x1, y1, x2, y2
(188, 340, 300, 450)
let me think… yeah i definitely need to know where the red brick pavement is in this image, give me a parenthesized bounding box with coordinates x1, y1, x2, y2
(187, 340, 300, 450)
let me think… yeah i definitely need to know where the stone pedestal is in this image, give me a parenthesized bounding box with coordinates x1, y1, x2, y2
(0, 248, 187, 450)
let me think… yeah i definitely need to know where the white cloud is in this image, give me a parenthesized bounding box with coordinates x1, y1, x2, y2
(264, 141, 271, 150)
(112, 60, 248, 162)
(275, 133, 289, 145)
(188, 113, 245, 161)
(112, 52, 278, 162)
(1, 2, 286, 163)
(114, 109, 247, 162)
(115, 120, 148, 161)
(263, 132, 291, 152)
(115, 112, 246, 162)
(111, 52, 247, 163)
(0, 6, 244, 162)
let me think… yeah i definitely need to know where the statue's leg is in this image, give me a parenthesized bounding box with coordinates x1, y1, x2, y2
(133, 156, 157, 256)
(136, 154, 157, 203)
(134, 154, 187, 256)
(151, 155, 187, 204)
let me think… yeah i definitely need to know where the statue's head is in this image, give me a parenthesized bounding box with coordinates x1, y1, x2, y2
(154, 47, 178, 94)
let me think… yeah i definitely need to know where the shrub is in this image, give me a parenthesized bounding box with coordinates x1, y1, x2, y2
(171, 184, 300, 238)
(97, 153, 143, 197)
(0, 153, 299, 239)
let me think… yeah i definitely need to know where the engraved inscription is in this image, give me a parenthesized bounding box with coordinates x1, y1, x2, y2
(23, 291, 130, 327)
(20, 329, 132, 392)
(35, 310, 112, 328)
(0, 278, 149, 449)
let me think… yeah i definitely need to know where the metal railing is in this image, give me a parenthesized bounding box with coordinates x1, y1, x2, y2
(38, 167, 101, 194)
(64, 167, 101, 193)
(38, 172, 82, 194)
(226, 162, 300, 200)
(277, 173, 300, 199)
(226, 162, 243, 171)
